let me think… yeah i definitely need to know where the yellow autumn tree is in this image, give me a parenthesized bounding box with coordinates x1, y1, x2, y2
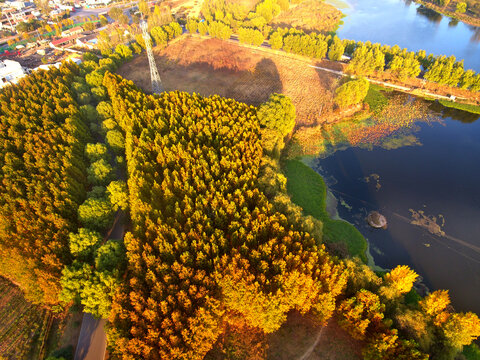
(338, 289, 385, 340)
(420, 290, 451, 326)
(443, 312, 480, 350)
(380, 265, 418, 300)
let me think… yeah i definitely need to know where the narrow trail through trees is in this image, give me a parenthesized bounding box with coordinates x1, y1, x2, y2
(297, 326, 325, 360)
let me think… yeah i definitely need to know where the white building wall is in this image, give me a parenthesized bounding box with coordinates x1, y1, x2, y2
(0, 60, 26, 88)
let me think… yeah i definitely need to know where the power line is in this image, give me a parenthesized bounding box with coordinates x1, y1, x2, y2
(140, 19, 163, 94)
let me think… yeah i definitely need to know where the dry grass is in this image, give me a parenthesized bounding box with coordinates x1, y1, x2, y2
(271, 0, 344, 34)
(167, 0, 203, 18)
(44, 310, 83, 358)
(117, 36, 338, 127)
(267, 311, 363, 360)
(0, 277, 50, 360)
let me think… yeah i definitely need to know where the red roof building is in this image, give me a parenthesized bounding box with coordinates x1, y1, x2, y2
(50, 35, 80, 48)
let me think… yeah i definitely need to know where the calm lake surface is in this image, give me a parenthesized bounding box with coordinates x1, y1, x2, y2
(311, 109, 480, 314)
(330, 0, 480, 71)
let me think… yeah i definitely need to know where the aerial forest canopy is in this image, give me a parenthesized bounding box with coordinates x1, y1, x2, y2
(0, 63, 89, 305)
(103, 73, 346, 359)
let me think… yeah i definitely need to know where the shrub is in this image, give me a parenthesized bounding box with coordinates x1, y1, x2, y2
(334, 77, 370, 108)
(107, 180, 128, 211)
(78, 197, 115, 231)
(257, 93, 296, 136)
(85, 143, 108, 162)
(106, 130, 125, 154)
(87, 159, 114, 186)
(456, 1, 467, 12)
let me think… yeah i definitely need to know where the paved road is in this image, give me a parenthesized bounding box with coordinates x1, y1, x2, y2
(74, 314, 107, 360)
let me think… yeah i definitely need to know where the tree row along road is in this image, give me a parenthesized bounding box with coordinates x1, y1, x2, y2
(74, 212, 125, 360)
(220, 34, 463, 102)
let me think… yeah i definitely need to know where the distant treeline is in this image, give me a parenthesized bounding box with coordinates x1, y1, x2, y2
(185, 19, 480, 92)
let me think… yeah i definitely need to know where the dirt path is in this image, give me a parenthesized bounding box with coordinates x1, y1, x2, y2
(297, 326, 325, 360)
(74, 210, 125, 360)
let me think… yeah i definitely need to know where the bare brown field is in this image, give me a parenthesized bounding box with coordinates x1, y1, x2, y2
(267, 311, 363, 360)
(271, 0, 344, 34)
(117, 36, 338, 127)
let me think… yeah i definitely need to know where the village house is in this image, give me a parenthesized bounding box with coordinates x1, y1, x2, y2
(61, 25, 84, 37)
(0, 59, 26, 88)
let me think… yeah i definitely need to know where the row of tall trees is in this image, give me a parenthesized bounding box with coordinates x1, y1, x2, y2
(201, 0, 290, 31)
(103, 73, 347, 359)
(0, 63, 89, 305)
(343, 41, 480, 90)
(186, 15, 480, 91)
(57, 51, 131, 318)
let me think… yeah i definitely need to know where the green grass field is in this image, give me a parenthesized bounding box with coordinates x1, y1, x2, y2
(283, 160, 367, 262)
(364, 83, 390, 114)
(438, 100, 480, 114)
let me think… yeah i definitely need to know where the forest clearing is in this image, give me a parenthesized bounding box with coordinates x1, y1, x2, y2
(267, 312, 363, 360)
(117, 36, 339, 127)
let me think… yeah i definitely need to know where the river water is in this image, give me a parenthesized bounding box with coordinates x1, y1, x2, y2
(311, 107, 480, 314)
(330, 0, 480, 71)
(313, 0, 480, 315)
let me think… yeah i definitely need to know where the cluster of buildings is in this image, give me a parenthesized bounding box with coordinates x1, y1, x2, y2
(0, 2, 40, 32)
(0, 0, 106, 88)
(0, 55, 84, 88)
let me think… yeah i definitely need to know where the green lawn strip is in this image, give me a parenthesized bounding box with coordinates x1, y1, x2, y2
(438, 100, 480, 114)
(323, 220, 367, 262)
(364, 84, 389, 114)
(283, 159, 367, 262)
(283, 159, 329, 220)
(463, 344, 480, 360)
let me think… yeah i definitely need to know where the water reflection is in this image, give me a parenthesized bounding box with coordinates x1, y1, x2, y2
(428, 101, 480, 123)
(333, 0, 480, 70)
(448, 18, 459, 27)
(416, 5, 443, 24)
(311, 112, 480, 314)
(470, 26, 480, 43)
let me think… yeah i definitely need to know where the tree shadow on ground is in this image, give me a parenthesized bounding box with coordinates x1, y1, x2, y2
(118, 52, 283, 107)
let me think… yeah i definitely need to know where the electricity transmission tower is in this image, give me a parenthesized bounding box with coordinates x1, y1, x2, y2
(141, 20, 164, 94)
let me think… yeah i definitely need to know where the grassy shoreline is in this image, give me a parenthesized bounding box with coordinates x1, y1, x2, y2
(413, 0, 480, 27)
(282, 159, 368, 262)
(438, 99, 480, 114)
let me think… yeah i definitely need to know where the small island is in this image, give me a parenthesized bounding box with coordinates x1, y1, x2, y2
(367, 211, 388, 229)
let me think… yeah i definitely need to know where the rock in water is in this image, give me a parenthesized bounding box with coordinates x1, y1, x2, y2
(367, 211, 387, 229)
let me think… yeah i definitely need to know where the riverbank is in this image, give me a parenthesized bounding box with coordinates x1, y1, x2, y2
(271, 0, 345, 34)
(282, 159, 368, 262)
(414, 0, 480, 27)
